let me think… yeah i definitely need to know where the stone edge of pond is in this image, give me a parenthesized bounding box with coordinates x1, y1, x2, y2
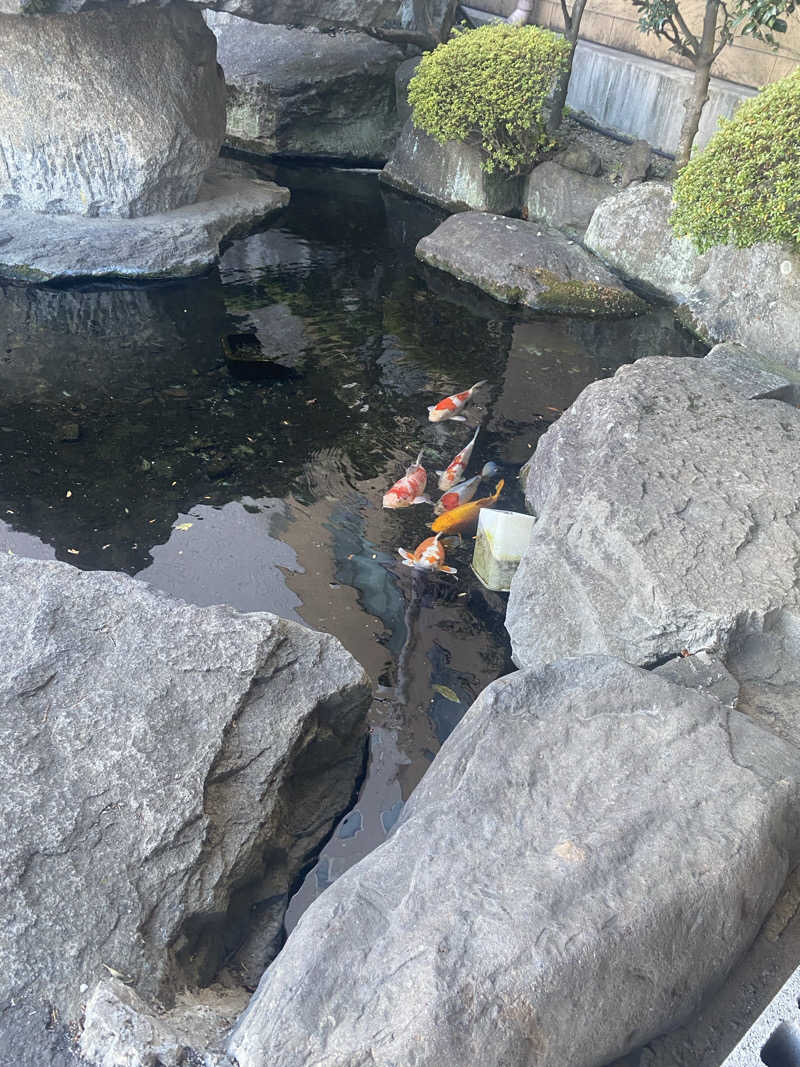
(0, 164, 290, 284)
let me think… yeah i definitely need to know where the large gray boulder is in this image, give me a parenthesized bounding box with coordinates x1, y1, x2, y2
(416, 211, 647, 315)
(0, 159, 290, 282)
(380, 118, 523, 214)
(0, 6, 225, 218)
(3, 0, 454, 36)
(585, 182, 800, 367)
(506, 356, 800, 671)
(210, 15, 403, 163)
(524, 160, 614, 240)
(228, 656, 800, 1067)
(0, 555, 371, 1066)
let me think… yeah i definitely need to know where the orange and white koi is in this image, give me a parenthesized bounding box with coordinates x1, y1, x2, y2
(437, 427, 480, 490)
(427, 380, 487, 423)
(429, 479, 505, 536)
(382, 449, 430, 509)
(433, 475, 481, 515)
(397, 532, 457, 575)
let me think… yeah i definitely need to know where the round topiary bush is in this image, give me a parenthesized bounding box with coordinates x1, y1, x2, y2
(407, 23, 570, 176)
(671, 68, 800, 252)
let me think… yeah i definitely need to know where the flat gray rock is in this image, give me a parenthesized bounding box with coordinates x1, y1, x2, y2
(704, 341, 800, 402)
(211, 15, 403, 163)
(0, 162, 290, 282)
(416, 210, 646, 315)
(506, 357, 800, 671)
(654, 650, 740, 707)
(0, 6, 225, 217)
(585, 182, 800, 367)
(380, 118, 523, 214)
(525, 160, 614, 240)
(0, 554, 371, 1066)
(228, 657, 800, 1067)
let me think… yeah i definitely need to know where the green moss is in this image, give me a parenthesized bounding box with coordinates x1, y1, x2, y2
(529, 268, 644, 316)
(407, 23, 570, 177)
(671, 68, 800, 252)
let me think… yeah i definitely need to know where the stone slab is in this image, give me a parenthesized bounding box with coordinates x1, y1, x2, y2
(704, 342, 800, 403)
(210, 15, 403, 163)
(228, 656, 800, 1067)
(0, 162, 290, 282)
(416, 210, 646, 315)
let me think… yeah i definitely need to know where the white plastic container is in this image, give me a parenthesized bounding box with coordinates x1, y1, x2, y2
(471, 508, 535, 592)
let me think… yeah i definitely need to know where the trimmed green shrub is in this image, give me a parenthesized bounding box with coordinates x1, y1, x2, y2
(407, 23, 571, 176)
(671, 68, 800, 252)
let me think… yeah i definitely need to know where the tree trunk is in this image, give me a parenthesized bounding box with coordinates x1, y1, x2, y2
(546, 34, 578, 134)
(674, 0, 719, 169)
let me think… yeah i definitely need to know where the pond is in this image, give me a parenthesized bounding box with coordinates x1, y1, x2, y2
(0, 158, 704, 947)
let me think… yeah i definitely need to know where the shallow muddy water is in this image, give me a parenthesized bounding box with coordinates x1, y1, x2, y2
(0, 159, 704, 944)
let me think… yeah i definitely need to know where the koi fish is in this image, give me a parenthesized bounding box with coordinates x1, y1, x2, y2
(382, 449, 429, 509)
(437, 427, 480, 490)
(429, 480, 504, 536)
(397, 532, 457, 575)
(434, 475, 481, 515)
(427, 380, 487, 423)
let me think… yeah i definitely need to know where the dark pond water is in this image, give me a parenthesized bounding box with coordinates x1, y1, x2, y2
(0, 158, 704, 937)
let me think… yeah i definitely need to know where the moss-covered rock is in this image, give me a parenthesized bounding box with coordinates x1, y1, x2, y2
(416, 211, 646, 317)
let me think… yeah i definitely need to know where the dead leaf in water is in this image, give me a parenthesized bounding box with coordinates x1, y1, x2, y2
(174, 522, 193, 532)
(432, 684, 460, 703)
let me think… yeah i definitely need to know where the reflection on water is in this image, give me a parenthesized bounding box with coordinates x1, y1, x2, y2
(0, 159, 705, 948)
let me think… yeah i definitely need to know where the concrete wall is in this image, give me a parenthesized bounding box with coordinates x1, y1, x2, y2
(469, 0, 800, 88)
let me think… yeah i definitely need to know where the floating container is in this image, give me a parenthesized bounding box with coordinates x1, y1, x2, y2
(471, 508, 535, 592)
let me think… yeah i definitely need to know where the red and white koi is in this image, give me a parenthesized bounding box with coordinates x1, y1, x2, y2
(382, 449, 430, 509)
(397, 532, 457, 575)
(433, 475, 481, 515)
(427, 380, 487, 423)
(437, 427, 480, 490)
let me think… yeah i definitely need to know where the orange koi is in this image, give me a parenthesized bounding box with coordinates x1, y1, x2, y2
(382, 449, 430, 509)
(397, 532, 457, 575)
(427, 380, 487, 423)
(433, 475, 481, 515)
(437, 427, 480, 490)
(429, 480, 504, 536)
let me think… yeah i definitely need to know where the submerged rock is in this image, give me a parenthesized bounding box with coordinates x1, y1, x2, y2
(210, 15, 403, 163)
(228, 656, 800, 1067)
(584, 182, 800, 366)
(380, 119, 523, 214)
(0, 160, 290, 282)
(416, 211, 646, 316)
(0, 6, 225, 218)
(506, 357, 800, 671)
(0, 555, 371, 1066)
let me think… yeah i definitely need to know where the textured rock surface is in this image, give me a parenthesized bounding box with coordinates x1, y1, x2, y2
(556, 140, 602, 176)
(585, 182, 800, 366)
(380, 118, 523, 214)
(3, 0, 454, 35)
(620, 138, 652, 187)
(654, 650, 740, 707)
(525, 160, 614, 239)
(0, 554, 371, 1067)
(211, 15, 403, 163)
(0, 160, 290, 282)
(416, 211, 646, 315)
(704, 341, 800, 402)
(229, 657, 800, 1067)
(506, 357, 800, 671)
(0, 6, 225, 218)
(80, 979, 244, 1067)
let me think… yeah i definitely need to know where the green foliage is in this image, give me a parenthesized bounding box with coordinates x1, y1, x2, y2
(407, 23, 570, 176)
(671, 68, 800, 251)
